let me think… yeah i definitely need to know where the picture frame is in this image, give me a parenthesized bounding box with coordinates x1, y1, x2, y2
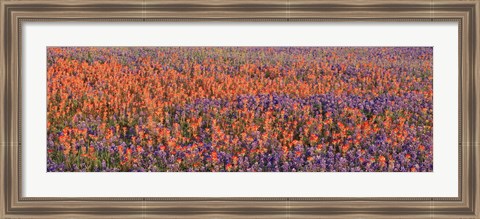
(1, 0, 479, 218)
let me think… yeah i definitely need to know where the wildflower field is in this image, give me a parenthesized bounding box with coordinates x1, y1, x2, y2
(47, 47, 433, 172)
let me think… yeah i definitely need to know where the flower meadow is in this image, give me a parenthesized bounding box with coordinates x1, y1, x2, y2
(47, 47, 433, 172)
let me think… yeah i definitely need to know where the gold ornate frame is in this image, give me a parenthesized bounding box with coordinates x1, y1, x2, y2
(0, 0, 479, 218)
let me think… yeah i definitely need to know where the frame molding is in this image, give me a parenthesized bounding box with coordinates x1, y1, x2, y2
(1, 0, 479, 218)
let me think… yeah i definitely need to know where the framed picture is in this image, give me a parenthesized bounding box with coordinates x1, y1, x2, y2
(1, 0, 479, 218)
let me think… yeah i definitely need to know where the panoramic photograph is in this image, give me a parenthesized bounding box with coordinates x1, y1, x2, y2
(46, 47, 433, 172)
